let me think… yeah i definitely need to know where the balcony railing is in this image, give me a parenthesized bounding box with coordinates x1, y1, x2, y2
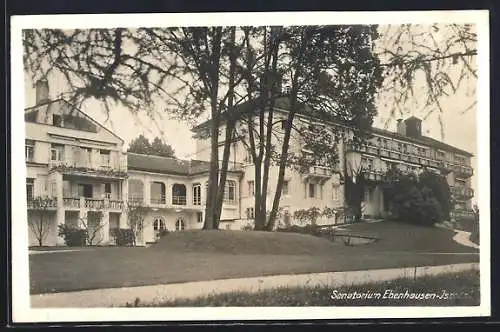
(63, 197, 81, 208)
(347, 142, 472, 176)
(172, 195, 187, 205)
(108, 199, 124, 210)
(48, 158, 127, 177)
(84, 198, 105, 209)
(27, 197, 58, 209)
(150, 195, 166, 205)
(452, 165, 474, 178)
(62, 197, 125, 210)
(451, 186, 474, 200)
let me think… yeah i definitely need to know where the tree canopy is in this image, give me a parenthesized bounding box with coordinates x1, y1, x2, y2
(127, 134, 176, 158)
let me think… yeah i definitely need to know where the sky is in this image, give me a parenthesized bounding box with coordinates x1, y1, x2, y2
(23, 25, 478, 202)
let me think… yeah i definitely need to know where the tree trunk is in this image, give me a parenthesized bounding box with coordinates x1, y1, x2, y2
(260, 33, 280, 231)
(215, 121, 235, 228)
(203, 27, 223, 230)
(214, 27, 237, 229)
(268, 107, 297, 230)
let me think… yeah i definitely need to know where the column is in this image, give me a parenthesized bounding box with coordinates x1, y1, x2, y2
(101, 211, 110, 244)
(53, 172, 65, 246)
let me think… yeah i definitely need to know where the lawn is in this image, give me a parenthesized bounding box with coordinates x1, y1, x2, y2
(131, 270, 480, 307)
(29, 223, 479, 295)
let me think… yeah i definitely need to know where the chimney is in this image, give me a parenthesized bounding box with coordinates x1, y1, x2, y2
(35, 79, 50, 105)
(396, 119, 406, 136)
(404, 116, 422, 138)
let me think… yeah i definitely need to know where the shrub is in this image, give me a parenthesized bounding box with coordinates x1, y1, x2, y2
(111, 228, 135, 246)
(241, 222, 254, 231)
(158, 229, 170, 238)
(57, 224, 87, 246)
(277, 224, 322, 236)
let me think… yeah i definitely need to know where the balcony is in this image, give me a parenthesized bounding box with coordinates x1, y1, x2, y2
(361, 169, 385, 182)
(49, 158, 127, 178)
(451, 186, 474, 200)
(63, 197, 124, 210)
(452, 165, 474, 178)
(172, 195, 187, 205)
(301, 165, 332, 183)
(348, 142, 473, 176)
(150, 195, 167, 206)
(27, 197, 58, 210)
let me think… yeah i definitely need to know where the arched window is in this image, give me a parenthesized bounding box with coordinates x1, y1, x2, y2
(172, 184, 187, 205)
(128, 179, 144, 203)
(175, 218, 185, 231)
(153, 216, 165, 231)
(151, 181, 166, 204)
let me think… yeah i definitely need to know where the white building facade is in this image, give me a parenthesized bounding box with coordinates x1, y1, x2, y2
(25, 83, 475, 247)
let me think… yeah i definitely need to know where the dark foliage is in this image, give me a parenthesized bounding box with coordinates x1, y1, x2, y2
(57, 224, 87, 246)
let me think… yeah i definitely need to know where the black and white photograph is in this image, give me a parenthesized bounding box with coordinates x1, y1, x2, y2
(10, 10, 490, 322)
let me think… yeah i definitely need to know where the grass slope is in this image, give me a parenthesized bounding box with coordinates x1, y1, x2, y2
(29, 223, 479, 294)
(151, 230, 343, 255)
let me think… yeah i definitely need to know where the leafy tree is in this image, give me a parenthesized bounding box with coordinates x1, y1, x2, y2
(376, 24, 477, 136)
(418, 170, 452, 220)
(28, 196, 56, 246)
(125, 200, 147, 246)
(23, 27, 248, 230)
(236, 25, 382, 230)
(128, 134, 176, 158)
(79, 211, 106, 246)
(127, 135, 152, 155)
(388, 171, 445, 226)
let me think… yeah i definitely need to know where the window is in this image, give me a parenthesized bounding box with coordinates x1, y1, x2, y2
(248, 180, 255, 196)
(309, 183, 316, 198)
(50, 144, 64, 161)
(192, 183, 202, 205)
(51, 181, 58, 197)
(128, 179, 144, 203)
(197, 212, 203, 223)
(153, 216, 165, 231)
(80, 147, 92, 165)
(175, 218, 185, 231)
(332, 184, 340, 201)
(224, 180, 237, 204)
(172, 183, 187, 205)
(151, 182, 166, 204)
(26, 178, 34, 201)
(78, 183, 92, 198)
(52, 114, 62, 127)
(246, 207, 255, 219)
(100, 149, 111, 166)
(25, 140, 34, 162)
(282, 180, 289, 195)
(104, 183, 111, 199)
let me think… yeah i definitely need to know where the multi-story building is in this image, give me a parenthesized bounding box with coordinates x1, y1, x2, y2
(24, 82, 475, 247)
(344, 116, 474, 219)
(192, 97, 475, 224)
(25, 79, 128, 246)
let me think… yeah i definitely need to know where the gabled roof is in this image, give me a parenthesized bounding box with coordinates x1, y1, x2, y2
(24, 99, 124, 144)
